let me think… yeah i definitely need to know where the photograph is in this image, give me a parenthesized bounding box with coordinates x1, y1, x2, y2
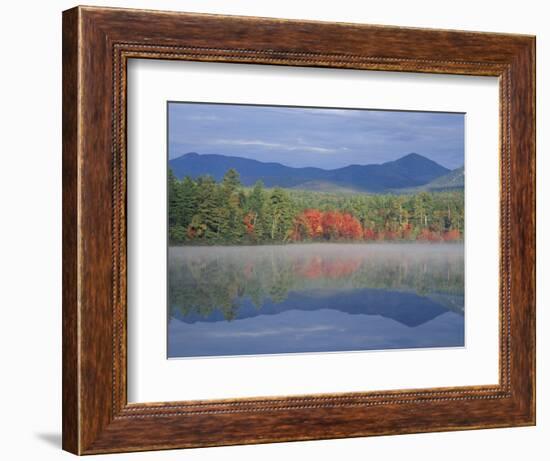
(167, 102, 466, 358)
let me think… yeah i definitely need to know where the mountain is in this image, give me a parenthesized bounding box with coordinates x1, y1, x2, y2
(400, 166, 464, 193)
(169, 152, 325, 189)
(422, 166, 464, 191)
(168, 152, 451, 193)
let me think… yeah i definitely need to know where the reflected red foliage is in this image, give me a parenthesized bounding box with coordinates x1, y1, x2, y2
(242, 262, 254, 279)
(296, 256, 362, 280)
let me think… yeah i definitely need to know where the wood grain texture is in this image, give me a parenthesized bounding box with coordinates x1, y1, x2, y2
(61, 7, 79, 454)
(62, 5, 536, 455)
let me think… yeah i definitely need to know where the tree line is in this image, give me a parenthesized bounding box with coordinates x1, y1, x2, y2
(168, 168, 464, 245)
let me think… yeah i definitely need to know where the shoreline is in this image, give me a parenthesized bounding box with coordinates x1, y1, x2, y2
(169, 240, 465, 248)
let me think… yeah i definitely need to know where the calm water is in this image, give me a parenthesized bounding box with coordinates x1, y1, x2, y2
(168, 243, 464, 358)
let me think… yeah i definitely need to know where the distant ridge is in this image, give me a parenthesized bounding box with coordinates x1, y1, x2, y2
(423, 166, 464, 191)
(169, 152, 452, 193)
(398, 166, 464, 193)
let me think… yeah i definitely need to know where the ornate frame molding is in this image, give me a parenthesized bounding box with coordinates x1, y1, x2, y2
(63, 6, 535, 454)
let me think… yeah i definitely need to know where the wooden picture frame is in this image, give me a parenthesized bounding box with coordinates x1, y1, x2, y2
(62, 5, 535, 455)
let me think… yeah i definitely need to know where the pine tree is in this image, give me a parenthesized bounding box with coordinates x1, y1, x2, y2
(267, 188, 293, 241)
(246, 180, 267, 241)
(168, 169, 182, 227)
(221, 169, 245, 242)
(179, 176, 198, 229)
(168, 169, 186, 243)
(195, 176, 224, 240)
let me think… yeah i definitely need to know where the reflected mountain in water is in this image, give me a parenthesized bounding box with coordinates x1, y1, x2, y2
(172, 288, 461, 327)
(168, 243, 464, 357)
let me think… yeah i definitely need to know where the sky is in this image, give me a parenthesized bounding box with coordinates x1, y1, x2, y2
(168, 102, 464, 170)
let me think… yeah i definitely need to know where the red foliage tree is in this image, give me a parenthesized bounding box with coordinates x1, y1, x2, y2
(442, 229, 461, 241)
(416, 228, 442, 242)
(291, 208, 324, 241)
(401, 223, 414, 240)
(304, 209, 324, 238)
(340, 213, 363, 240)
(363, 228, 376, 241)
(382, 230, 399, 241)
(321, 211, 343, 240)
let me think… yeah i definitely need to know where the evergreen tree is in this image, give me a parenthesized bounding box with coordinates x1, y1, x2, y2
(179, 176, 198, 229)
(221, 168, 241, 192)
(222, 169, 245, 242)
(266, 188, 294, 242)
(168, 169, 185, 243)
(168, 169, 182, 227)
(246, 180, 267, 241)
(195, 176, 224, 241)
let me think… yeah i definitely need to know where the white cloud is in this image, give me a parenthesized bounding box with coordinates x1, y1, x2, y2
(185, 115, 220, 121)
(273, 107, 364, 118)
(207, 325, 338, 338)
(212, 138, 344, 154)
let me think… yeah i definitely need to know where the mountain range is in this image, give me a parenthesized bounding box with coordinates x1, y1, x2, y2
(169, 152, 464, 193)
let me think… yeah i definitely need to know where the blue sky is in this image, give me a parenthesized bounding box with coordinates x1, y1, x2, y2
(168, 102, 464, 169)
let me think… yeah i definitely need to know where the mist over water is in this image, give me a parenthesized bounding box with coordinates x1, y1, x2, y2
(168, 243, 464, 358)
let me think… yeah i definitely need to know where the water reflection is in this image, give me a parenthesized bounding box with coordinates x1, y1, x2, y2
(168, 243, 464, 357)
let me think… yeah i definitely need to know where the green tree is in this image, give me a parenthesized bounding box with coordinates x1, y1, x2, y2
(168, 169, 186, 243)
(194, 176, 225, 241)
(266, 188, 294, 241)
(245, 180, 267, 241)
(179, 176, 198, 229)
(221, 169, 246, 242)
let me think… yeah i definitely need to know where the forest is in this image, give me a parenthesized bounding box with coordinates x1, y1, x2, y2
(168, 168, 464, 245)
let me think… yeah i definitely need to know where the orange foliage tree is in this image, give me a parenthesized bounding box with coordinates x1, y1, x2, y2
(416, 228, 442, 242)
(289, 208, 462, 243)
(340, 213, 363, 240)
(442, 229, 461, 241)
(292, 209, 362, 241)
(363, 228, 376, 240)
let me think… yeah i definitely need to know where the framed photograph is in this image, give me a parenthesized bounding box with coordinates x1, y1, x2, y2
(62, 6, 535, 455)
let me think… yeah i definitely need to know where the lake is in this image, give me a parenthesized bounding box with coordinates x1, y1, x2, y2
(168, 243, 464, 358)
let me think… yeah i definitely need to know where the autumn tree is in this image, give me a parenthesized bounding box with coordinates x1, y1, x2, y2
(340, 213, 363, 240)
